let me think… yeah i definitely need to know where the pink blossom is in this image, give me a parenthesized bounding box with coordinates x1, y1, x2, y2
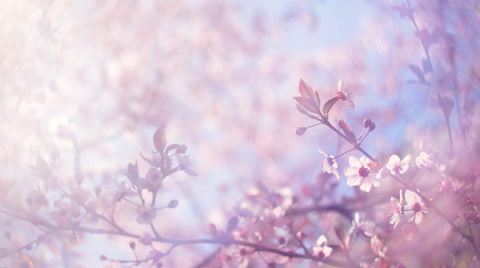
(136, 206, 157, 224)
(337, 79, 356, 109)
(404, 190, 427, 224)
(350, 212, 375, 237)
(319, 149, 339, 179)
(312, 235, 332, 258)
(370, 236, 386, 258)
(139, 233, 153, 246)
(388, 190, 404, 228)
(386, 154, 410, 175)
(344, 156, 380, 192)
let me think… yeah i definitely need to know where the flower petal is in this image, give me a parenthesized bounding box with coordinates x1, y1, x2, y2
(347, 175, 362, 186)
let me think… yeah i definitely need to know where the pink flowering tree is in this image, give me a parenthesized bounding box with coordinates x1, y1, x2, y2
(1, 0, 479, 267)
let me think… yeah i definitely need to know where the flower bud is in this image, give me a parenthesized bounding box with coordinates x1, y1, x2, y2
(295, 127, 307, 136)
(167, 200, 179, 208)
(364, 118, 372, 128)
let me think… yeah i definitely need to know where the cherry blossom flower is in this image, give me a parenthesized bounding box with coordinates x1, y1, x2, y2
(337, 79, 356, 109)
(416, 151, 445, 172)
(388, 190, 404, 228)
(221, 246, 253, 268)
(271, 187, 294, 218)
(139, 233, 153, 246)
(344, 156, 380, 192)
(136, 206, 157, 224)
(416, 140, 445, 171)
(370, 236, 387, 258)
(350, 212, 375, 237)
(312, 235, 332, 258)
(386, 154, 410, 175)
(319, 149, 339, 179)
(404, 190, 427, 224)
(110, 180, 136, 203)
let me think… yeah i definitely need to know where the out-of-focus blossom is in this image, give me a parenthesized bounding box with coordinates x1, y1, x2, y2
(26, 190, 49, 209)
(319, 149, 339, 179)
(271, 187, 294, 218)
(136, 206, 157, 224)
(386, 154, 410, 175)
(312, 235, 332, 258)
(360, 258, 385, 268)
(111, 181, 136, 203)
(388, 190, 404, 228)
(337, 79, 356, 109)
(220, 246, 252, 268)
(350, 212, 375, 237)
(416, 140, 445, 171)
(370, 236, 387, 258)
(404, 190, 427, 224)
(139, 233, 153, 246)
(345, 156, 380, 192)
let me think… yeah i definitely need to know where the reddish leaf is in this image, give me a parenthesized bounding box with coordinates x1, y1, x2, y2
(339, 120, 356, 143)
(165, 144, 179, 153)
(126, 162, 139, 185)
(296, 103, 309, 115)
(176, 144, 188, 154)
(153, 128, 167, 153)
(299, 79, 315, 100)
(367, 162, 377, 171)
(294, 97, 319, 114)
(314, 91, 321, 106)
(322, 96, 340, 117)
(338, 119, 351, 132)
(140, 153, 154, 166)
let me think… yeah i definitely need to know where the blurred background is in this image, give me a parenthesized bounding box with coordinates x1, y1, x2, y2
(1, 0, 478, 266)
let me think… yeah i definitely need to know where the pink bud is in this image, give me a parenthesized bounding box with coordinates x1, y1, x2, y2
(295, 127, 307, 136)
(364, 118, 372, 128)
(168, 200, 179, 208)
